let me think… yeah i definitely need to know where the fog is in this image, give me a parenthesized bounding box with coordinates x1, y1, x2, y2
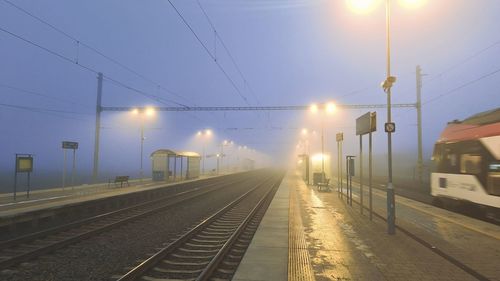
(1, 0, 499, 192)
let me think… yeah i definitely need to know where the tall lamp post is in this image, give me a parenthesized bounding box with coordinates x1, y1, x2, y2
(310, 102, 336, 181)
(131, 107, 155, 182)
(382, 0, 397, 235)
(347, 0, 425, 235)
(219, 140, 233, 174)
(196, 129, 212, 175)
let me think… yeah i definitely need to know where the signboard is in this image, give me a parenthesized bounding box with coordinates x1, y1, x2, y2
(356, 112, 377, 135)
(62, 141, 79, 149)
(385, 122, 396, 133)
(348, 158, 355, 176)
(16, 156, 33, 173)
(336, 132, 344, 142)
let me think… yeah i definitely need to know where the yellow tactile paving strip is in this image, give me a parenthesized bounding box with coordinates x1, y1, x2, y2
(288, 183, 315, 281)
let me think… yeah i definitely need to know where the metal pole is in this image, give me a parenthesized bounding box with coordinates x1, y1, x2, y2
(62, 149, 67, 190)
(202, 145, 205, 175)
(140, 116, 144, 182)
(13, 155, 17, 201)
(369, 131, 373, 220)
(220, 145, 224, 174)
(360, 135, 363, 214)
(340, 141, 343, 196)
(321, 116, 325, 181)
(92, 72, 103, 183)
(386, 0, 396, 235)
(337, 141, 340, 193)
(416, 65, 423, 187)
(27, 171, 31, 199)
(71, 148, 76, 188)
(217, 156, 220, 175)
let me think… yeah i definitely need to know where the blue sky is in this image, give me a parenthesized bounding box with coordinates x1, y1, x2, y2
(0, 0, 499, 187)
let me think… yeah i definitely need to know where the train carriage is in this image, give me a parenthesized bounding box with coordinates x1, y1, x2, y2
(431, 108, 500, 214)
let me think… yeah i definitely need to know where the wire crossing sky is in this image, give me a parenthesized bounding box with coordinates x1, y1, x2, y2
(0, 0, 499, 189)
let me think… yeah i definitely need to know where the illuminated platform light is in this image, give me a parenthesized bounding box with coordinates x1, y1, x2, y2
(398, 0, 427, 8)
(145, 107, 155, 117)
(346, 0, 379, 14)
(310, 103, 318, 113)
(326, 102, 337, 114)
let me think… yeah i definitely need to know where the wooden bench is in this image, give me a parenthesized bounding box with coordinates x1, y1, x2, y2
(108, 176, 130, 188)
(316, 178, 330, 192)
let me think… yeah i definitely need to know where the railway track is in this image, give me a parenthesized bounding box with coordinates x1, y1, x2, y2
(0, 173, 253, 271)
(116, 172, 283, 281)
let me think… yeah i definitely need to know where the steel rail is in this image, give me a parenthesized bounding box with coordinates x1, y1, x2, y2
(0, 175, 249, 270)
(116, 174, 278, 281)
(196, 176, 281, 280)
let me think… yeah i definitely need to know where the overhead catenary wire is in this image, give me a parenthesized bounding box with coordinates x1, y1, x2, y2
(196, 0, 261, 106)
(425, 39, 500, 83)
(2, 0, 193, 107)
(0, 102, 91, 121)
(423, 67, 500, 105)
(0, 83, 91, 108)
(166, 0, 251, 105)
(0, 25, 187, 108)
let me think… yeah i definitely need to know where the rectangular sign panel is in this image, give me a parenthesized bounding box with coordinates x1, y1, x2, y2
(62, 141, 79, 149)
(16, 156, 33, 173)
(356, 112, 377, 135)
(336, 132, 344, 142)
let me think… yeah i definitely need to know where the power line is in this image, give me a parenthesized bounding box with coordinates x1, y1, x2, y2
(2, 0, 193, 107)
(426, 39, 500, 83)
(0, 102, 91, 121)
(423, 67, 500, 105)
(0, 25, 186, 107)
(0, 83, 91, 108)
(196, 0, 261, 105)
(166, 0, 251, 105)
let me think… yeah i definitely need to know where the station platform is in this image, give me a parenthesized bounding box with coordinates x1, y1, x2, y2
(234, 172, 500, 281)
(0, 175, 219, 227)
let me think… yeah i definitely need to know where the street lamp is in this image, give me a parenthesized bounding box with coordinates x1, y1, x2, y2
(310, 102, 336, 182)
(347, 0, 425, 235)
(131, 107, 155, 182)
(219, 140, 234, 173)
(196, 129, 212, 175)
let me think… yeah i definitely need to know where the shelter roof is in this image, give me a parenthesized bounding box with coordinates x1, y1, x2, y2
(151, 149, 200, 158)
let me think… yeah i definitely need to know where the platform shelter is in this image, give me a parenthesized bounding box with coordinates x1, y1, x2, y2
(150, 149, 201, 181)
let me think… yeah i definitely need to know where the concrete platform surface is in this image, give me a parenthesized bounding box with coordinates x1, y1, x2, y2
(234, 172, 500, 281)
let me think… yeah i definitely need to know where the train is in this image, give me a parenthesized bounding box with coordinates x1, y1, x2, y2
(431, 108, 500, 217)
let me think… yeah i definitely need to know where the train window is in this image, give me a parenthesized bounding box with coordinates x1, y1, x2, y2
(460, 154, 481, 174)
(449, 154, 457, 167)
(489, 163, 500, 172)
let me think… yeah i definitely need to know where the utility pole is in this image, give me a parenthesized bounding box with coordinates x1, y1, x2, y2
(416, 65, 423, 187)
(92, 73, 103, 183)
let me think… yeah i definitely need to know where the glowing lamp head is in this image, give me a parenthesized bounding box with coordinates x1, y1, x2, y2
(205, 129, 212, 136)
(398, 0, 427, 8)
(145, 107, 155, 117)
(346, 0, 379, 14)
(326, 102, 336, 114)
(301, 128, 308, 135)
(310, 103, 319, 113)
(197, 131, 202, 136)
(131, 108, 139, 115)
